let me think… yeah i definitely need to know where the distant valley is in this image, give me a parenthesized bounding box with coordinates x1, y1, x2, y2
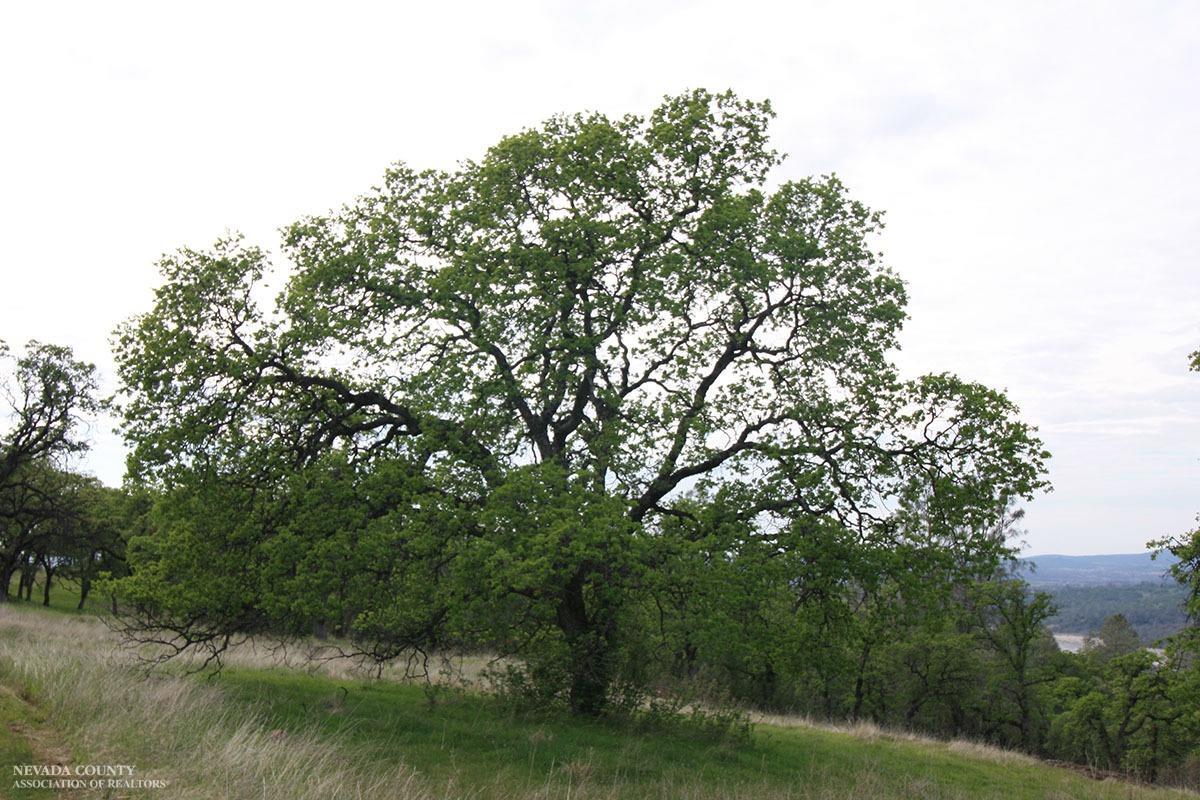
(1019, 552, 1189, 643)
(1019, 552, 1178, 586)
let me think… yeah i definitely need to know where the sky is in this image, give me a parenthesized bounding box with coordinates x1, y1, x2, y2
(1, 1, 1197, 555)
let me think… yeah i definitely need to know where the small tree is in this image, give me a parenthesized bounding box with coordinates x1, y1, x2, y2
(1083, 614, 1143, 662)
(971, 580, 1058, 750)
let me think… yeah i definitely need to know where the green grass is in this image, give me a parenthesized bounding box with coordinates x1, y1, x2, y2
(5, 572, 107, 616)
(0, 685, 62, 800)
(214, 667, 1185, 799)
(0, 601, 1192, 799)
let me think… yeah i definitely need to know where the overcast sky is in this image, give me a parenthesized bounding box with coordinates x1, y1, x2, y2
(1, 1, 1197, 555)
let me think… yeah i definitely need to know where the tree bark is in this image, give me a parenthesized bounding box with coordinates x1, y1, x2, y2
(0, 554, 17, 602)
(852, 639, 873, 720)
(557, 571, 613, 716)
(41, 567, 53, 606)
(19, 560, 35, 601)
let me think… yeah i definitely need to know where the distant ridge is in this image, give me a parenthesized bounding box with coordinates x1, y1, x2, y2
(1019, 552, 1179, 586)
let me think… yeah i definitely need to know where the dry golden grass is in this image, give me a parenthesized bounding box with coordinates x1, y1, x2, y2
(215, 635, 502, 688)
(750, 710, 1040, 767)
(0, 605, 434, 799)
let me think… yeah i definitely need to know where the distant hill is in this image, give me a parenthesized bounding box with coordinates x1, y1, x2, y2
(1019, 552, 1178, 586)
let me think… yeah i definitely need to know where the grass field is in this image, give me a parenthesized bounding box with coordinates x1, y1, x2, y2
(0, 600, 1192, 799)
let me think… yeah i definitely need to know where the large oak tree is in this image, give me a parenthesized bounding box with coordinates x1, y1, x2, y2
(113, 91, 1048, 713)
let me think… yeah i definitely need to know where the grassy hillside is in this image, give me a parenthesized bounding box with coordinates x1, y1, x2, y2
(0, 602, 1192, 800)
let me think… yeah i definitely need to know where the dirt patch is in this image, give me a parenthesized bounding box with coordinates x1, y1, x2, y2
(1, 683, 75, 797)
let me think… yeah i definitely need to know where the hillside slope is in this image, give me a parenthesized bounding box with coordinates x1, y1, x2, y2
(0, 603, 1192, 800)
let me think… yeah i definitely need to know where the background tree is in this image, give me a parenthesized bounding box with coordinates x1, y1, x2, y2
(970, 579, 1059, 750)
(0, 341, 99, 600)
(60, 482, 137, 610)
(112, 90, 1049, 714)
(1051, 649, 1200, 781)
(1083, 614, 1143, 663)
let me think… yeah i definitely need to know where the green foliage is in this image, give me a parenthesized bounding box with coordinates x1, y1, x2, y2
(1051, 648, 1200, 781)
(1155, 519, 1200, 631)
(865, 623, 980, 731)
(966, 580, 1061, 750)
(111, 90, 1049, 715)
(1082, 614, 1144, 663)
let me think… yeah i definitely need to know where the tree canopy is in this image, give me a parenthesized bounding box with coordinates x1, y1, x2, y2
(112, 90, 1050, 714)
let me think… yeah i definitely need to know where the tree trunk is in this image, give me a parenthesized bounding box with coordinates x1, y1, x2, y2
(1015, 689, 1031, 749)
(19, 562, 35, 601)
(557, 572, 613, 716)
(906, 696, 925, 725)
(673, 639, 698, 679)
(78, 575, 91, 610)
(757, 660, 777, 707)
(41, 564, 53, 607)
(852, 639, 873, 720)
(0, 560, 15, 602)
(1146, 721, 1159, 782)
